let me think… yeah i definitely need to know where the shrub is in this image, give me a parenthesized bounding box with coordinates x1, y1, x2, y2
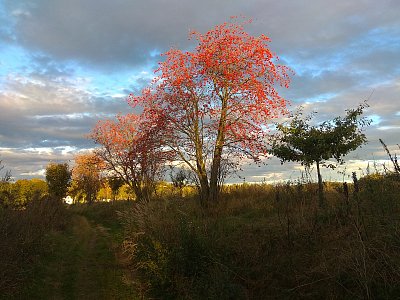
(120, 179, 400, 299)
(0, 195, 69, 297)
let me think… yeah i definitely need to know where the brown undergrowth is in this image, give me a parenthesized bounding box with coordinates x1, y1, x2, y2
(0, 196, 68, 298)
(119, 176, 400, 299)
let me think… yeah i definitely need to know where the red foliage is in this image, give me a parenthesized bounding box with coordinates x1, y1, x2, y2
(129, 19, 292, 159)
(128, 19, 292, 202)
(91, 113, 171, 201)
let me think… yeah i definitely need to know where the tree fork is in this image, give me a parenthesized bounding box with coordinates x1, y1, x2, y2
(209, 93, 228, 202)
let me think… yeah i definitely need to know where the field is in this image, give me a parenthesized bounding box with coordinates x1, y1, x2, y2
(1, 175, 399, 299)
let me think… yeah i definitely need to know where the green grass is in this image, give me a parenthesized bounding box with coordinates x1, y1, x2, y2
(1, 201, 137, 300)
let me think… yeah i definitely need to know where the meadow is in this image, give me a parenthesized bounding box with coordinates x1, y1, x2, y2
(1, 173, 399, 299)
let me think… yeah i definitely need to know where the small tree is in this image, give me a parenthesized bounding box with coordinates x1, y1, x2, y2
(0, 158, 11, 183)
(271, 102, 371, 207)
(169, 166, 193, 197)
(71, 152, 104, 204)
(108, 176, 124, 201)
(0, 159, 12, 208)
(45, 162, 71, 200)
(91, 113, 171, 201)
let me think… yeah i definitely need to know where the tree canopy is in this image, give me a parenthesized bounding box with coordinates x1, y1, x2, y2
(129, 18, 292, 203)
(91, 113, 172, 201)
(271, 102, 371, 206)
(70, 153, 104, 204)
(45, 162, 71, 200)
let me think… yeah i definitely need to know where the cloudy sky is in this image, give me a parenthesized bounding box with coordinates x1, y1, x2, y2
(0, 0, 399, 182)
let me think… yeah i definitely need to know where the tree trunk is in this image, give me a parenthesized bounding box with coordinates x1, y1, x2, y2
(209, 93, 228, 202)
(132, 183, 143, 202)
(142, 179, 155, 202)
(87, 191, 93, 205)
(209, 157, 222, 202)
(195, 156, 209, 206)
(316, 161, 324, 208)
(199, 174, 210, 206)
(192, 99, 210, 206)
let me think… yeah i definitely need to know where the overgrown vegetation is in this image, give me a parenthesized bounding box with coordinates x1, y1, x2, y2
(0, 178, 48, 209)
(1, 169, 399, 299)
(0, 140, 398, 299)
(0, 196, 68, 297)
(0, 198, 138, 299)
(119, 175, 400, 299)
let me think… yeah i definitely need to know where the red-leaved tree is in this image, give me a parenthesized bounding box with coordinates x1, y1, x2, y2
(91, 113, 171, 201)
(130, 18, 292, 203)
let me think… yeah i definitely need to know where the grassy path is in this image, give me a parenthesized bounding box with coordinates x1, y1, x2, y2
(21, 213, 137, 300)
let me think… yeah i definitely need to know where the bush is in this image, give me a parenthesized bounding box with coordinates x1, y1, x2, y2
(120, 179, 400, 299)
(0, 195, 69, 297)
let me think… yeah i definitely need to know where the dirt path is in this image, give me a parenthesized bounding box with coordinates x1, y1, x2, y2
(24, 214, 137, 299)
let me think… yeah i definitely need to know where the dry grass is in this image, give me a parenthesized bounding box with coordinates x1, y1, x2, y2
(1, 175, 399, 299)
(0, 196, 68, 297)
(120, 176, 400, 299)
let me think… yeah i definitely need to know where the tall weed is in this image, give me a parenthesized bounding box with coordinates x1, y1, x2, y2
(120, 177, 400, 299)
(0, 196, 69, 297)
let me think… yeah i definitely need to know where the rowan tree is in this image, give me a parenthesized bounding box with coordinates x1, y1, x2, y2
(71, 152, 104, 204)
(91, 113, 171, 201)
(130, 18, 292, 203)
(271, 102, 371, 207)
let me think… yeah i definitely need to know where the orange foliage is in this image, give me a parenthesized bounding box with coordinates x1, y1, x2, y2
(91, 113, 172, 201)
(128, 18, 292, 202)
(71, 152, 104, 203)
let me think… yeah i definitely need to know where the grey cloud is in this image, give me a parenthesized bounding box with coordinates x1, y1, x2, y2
(351, 50, 400, 81)
(5, 0, 399, 70)
(0, 74, 129, 149)
(0, 147, 75, 180)
(286, 70, 357, 102)
(292, 78, 400, 123)
(29, 54, 76, 78)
